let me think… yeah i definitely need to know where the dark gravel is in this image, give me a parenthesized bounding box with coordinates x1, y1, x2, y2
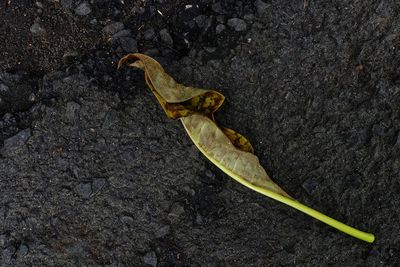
(1, 0, 400, 266)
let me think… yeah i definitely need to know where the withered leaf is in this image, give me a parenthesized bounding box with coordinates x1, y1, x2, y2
(119, 53, 224, 120)
(118, 53, 375, 243)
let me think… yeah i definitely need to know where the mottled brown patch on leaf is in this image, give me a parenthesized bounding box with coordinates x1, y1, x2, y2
(221, 127, 254, 153)
(118, 53, 224, 120)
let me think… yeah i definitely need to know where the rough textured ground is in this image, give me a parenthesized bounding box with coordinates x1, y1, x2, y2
(1, 0, 400, 266)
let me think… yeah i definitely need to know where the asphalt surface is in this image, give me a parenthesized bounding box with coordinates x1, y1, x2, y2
(1, 0, 399, 266)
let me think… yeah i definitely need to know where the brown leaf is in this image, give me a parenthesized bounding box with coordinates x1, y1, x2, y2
(118, 53, 224, 120)
(118, 53, 376, 242)
(181, 114, 289, 197)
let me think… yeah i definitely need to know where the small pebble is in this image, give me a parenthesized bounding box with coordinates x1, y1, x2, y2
(143, 28, 156, 40)
(302, 178, 319, 195)
(2, 246, 16, 263)
(159, 28, 173, 46)
(17, 244, 29, 257)
(102, 22, 124, 36)
(216, 24, 226, 34)
(168, 203, 184, 223)
(155, 225, 170, 238)
(61, 0, 72, 9)
(75, 2, 91, 16)
(0, 235, 6, 247)
(3, 129, 31, 150)
(30, 21, 46, 36)
(194, 15, 207, 28)
(35, 1, 43, 8)
(65, 101, 80, 121)
(227, 18, 247, 31)
(196, 213, 204, 224)
(121, 215, 134, 225)
(204, 47, 216, 53)
(395, 133, 400, 146)
(111, 29, 131, 41)
(205, 169, 215, 178)
(0, 83, 8, 93)
(62, 51, 79, 64)
(143, 251, 157, 267)
(76, 183, 92, 199)
(28, 93, 36, 102)
(92, 178, 107, 194)
(255, 0, 269, 16)
(212, 2, 223, 14)
(144, 48, 160, 57)
(243, 14, 255, 21)
(119, 37, 138, 53)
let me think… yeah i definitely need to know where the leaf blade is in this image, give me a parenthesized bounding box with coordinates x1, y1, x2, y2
(181, 114, 290, 197)
(118, 53, 375, 243)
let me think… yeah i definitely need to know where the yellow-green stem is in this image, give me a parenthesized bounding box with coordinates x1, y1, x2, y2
(230, 177, 375, 243)
(182, 118, 375, 243)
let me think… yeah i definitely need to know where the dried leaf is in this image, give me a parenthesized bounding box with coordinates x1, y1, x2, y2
(118, 53, 375, 243)
(119, 53, 286, 196)
(119, 54, 224, 120)
(181, 114, 289, 197)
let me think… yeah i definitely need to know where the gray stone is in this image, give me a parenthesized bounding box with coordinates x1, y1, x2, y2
(121, 215, 134, 225)
(111, 29, 132, 41)
(3, 129, 31, 150)
(204, 47, 216, 53)
(144, 48, 160, 57)
(62, 51, 79, 64)
(61, 0, 72, 9)
(243, 13, 255, 21)
(168, 203, 185, 223)
(2, 246, 16, 263)
(227, 18, 247, 31)
(196, 213, 204, 225)
(102, 22, 124, 36)
(75, 2, 91, 16)
(302, 178, 319, 195)
(143, 251, 157, 267)
(186, 20, 196, 29)
(102, 110, 118, 128)
(395, 132, 400, 146)
(216, 15, 225, 23)
(203, 17, 213, 32)
(0, 83, 8, 93)
(159, 28, 173, 46)
(205, 169, 215, 178)
(92, 178, 108, 194)
(143, 28, 155, 40)
(35, 1, 43, 8)
(30, 21, 46, 36)
(76, 183, 92, 199)
(119, 37, 138, 53)
(0, 206, 5, 221)
(212, 2, 223, 14)
(65, 101, 80, 121)
(67, 240, 87, 257)
(255, 0, 269, 16)
(155, 225, 170, 238)
(216, 24, 226, 34)
(0, 235, 6, 248)
(17, 244, 29, 257)
(194, 15, 207, 28)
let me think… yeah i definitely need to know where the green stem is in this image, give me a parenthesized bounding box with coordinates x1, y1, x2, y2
(183, 119, 375, 243)
(235, 178, 375, 243)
